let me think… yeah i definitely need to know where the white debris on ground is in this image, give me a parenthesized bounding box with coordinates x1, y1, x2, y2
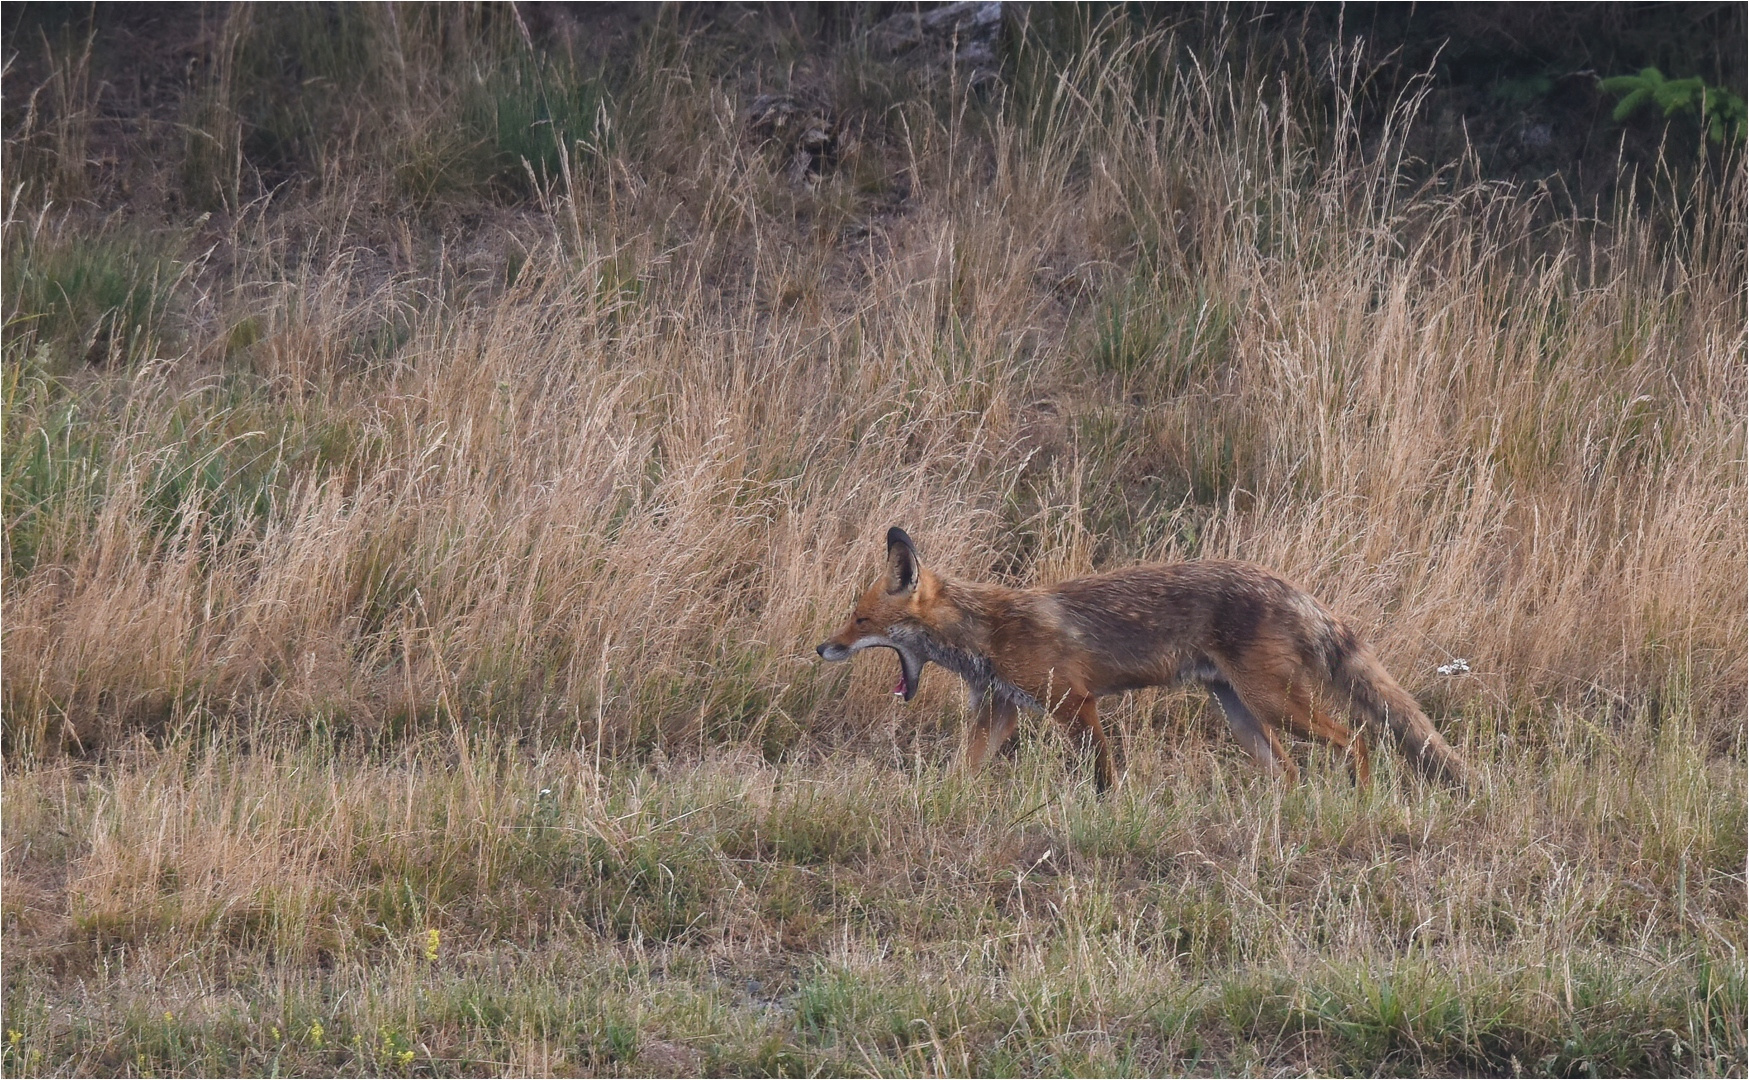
(744, 4, 1005, 186)
(872, 1, 1005, 88)
(744, 93, 842, 183)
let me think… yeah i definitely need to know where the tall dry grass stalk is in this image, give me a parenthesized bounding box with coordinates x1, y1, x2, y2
(2, 18, 1742, 765)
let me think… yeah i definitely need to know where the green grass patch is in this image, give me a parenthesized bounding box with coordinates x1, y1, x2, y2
(1, 351, 105, 576)
(2, 226, 182, 369)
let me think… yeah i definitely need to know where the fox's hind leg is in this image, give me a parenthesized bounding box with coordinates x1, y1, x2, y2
(1279, 692, 1371, 785)
(1207, 679, 1298, 783)
(1263, 676, 1372, 785)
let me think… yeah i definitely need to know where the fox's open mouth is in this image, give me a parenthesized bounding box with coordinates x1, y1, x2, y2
(816, 637, 923, 701)
(885, 645, 923, 702)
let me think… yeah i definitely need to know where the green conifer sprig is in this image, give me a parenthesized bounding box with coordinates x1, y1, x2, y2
(1599, 67, 1746, 145)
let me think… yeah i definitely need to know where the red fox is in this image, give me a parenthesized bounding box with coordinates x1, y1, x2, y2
(817, 528, 1471, 793)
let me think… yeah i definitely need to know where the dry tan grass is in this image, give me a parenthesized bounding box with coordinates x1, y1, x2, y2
(2, 9, 1744, 1076)
(6, 31, 1742, 754)
(2, 720, 1741, 1075)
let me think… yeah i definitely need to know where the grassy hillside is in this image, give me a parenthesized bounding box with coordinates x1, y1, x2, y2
(3, 5, 1744, 1076)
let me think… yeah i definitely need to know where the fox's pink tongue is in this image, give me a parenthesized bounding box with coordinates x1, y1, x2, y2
(893, 676, 906, 697)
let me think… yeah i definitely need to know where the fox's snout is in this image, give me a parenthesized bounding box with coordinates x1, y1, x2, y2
(817, 641, 848, 661)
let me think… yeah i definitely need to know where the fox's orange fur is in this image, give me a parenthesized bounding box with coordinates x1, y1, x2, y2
(817, 528, 1471, 793)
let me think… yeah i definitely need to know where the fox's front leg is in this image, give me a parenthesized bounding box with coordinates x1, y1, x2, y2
(959, 695, 1019, 775)
(1051, 693, 1120, 794)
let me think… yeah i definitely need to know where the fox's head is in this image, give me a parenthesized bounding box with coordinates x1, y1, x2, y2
(816, 527, 938, 701)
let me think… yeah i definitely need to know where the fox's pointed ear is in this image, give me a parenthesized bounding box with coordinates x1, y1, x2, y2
(885, 527, 920, 594)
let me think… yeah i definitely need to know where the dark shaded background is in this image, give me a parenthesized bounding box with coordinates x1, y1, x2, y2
(7, 1, 1744, 210)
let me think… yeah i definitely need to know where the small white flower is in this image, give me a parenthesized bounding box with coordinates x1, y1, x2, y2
(1437, 658, 1471, 676)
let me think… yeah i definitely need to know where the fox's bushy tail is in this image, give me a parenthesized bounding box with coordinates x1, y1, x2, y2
(1330, 637, 1473, 789)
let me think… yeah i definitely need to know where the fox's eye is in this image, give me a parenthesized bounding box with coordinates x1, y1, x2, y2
(855, 617, 872, 629)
